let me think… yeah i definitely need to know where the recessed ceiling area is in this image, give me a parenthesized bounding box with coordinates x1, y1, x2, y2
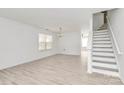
(0, 8, 112, 32)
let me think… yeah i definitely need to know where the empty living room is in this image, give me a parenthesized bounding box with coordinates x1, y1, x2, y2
(0, 7, 124, 86)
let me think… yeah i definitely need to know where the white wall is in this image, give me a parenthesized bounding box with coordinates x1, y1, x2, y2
(107, 9, 124, 82)
(93, 13, 104, 30)
(58, 31, 81, 55)
(0, 17, 58, 70)
(0, 16, 82, 70)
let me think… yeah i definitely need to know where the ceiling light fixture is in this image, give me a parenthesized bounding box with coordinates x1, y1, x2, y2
(57, 27, 64, 38)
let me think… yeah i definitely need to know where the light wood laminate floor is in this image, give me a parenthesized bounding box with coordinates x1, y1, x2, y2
(0, 51, 123, 85)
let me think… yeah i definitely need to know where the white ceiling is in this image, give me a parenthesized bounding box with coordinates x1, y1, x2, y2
(0, 8, 112, 32)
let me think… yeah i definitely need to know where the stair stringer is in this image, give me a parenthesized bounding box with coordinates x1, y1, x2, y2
(108, 28, 121, 78)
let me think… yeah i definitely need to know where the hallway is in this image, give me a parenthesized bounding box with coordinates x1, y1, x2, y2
(0, 52, 122, 85)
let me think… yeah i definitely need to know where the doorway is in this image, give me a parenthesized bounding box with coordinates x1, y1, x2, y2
(81, 31, 89, 67)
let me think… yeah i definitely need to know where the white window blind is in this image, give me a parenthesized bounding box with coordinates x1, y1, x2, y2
(39, 33, 53, 51)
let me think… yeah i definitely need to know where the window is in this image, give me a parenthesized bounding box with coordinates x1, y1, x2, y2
(81, 33, 89, 48)
(39, 33, 53, 51)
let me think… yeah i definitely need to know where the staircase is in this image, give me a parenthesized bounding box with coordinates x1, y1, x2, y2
(91, 25, 119, 77)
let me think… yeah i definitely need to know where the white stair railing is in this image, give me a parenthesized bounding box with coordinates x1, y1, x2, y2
(106, 16, 123, 55)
